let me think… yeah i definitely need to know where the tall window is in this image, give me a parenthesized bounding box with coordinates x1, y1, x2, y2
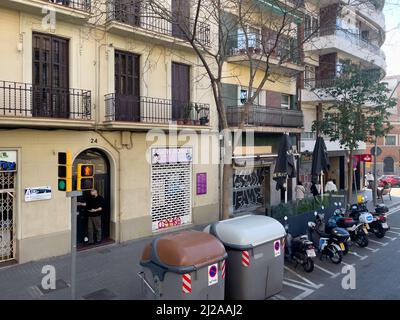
(281, 94, 290, 109)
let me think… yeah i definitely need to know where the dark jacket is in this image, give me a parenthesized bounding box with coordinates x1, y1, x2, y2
(86, 195, 105, 217)
(310, 183, 319, 197)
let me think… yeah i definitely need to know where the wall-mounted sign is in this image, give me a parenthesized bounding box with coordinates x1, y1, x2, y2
(196, 173, 207, 195)
(152, 148, 193, 164)
(24, 186, 52, 202)
(0, 151, 17, 172)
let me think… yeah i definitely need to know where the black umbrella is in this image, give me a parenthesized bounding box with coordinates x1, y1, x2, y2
(273, 134, 296, 191)
(311, 136, 330, 184)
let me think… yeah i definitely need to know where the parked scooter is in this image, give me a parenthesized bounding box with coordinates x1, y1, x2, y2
(327, 202, 369, 248)
(283, 216, 316, 273)
(350, 198, 390, 238)
(308, 210, 350, 264)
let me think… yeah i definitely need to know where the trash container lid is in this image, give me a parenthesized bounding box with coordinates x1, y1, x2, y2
(206, 215, 285, 249)
(141, 230, 227, 271)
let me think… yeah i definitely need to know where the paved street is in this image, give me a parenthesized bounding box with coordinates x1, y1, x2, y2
(272, 203, 400, 300)
(1, 195, 400, 300)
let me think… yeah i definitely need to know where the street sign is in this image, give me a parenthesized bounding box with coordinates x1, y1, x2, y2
(208, 263, 218, 286)
(370, 147, 382, 157)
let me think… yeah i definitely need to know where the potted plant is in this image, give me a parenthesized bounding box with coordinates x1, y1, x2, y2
(193, 103, 209, 125)
(183, 104, 194, 125)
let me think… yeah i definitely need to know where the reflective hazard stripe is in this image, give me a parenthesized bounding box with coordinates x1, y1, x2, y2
(242, 250, 250, 267)
(221, 260, 225, 279)
(182, 273, 192, 294)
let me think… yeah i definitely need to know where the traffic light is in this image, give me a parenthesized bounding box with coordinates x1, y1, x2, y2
(77, 164, 95, 191)
(58, 152, 72, 192)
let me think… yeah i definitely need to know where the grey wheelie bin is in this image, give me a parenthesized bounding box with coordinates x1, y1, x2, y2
(205, 215, 285, 300)
(138, 230, 227, 300)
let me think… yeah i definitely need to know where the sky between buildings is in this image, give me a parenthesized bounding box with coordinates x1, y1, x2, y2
(383, 1, 400, 76)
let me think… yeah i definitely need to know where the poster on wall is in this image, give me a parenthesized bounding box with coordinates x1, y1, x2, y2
(0, 151, 17, 172)
(24, 186, 52, 202)
(196, 173, 207, 195)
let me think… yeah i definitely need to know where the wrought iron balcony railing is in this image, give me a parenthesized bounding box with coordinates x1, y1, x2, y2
(44, 0, 91, 12)
(226, 33, 302, 65)
(106, 0, 211, 46)
(0, 81, 92, 120)
(226, 105, 303, 128)
(105, 94, 210, 125)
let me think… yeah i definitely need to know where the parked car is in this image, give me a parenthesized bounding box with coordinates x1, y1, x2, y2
(378, 175, 400, 187)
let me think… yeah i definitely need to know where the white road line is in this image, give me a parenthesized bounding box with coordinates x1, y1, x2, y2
(270, 294, 287, 300)
(384, 235, 397, 241)
(389, 227, 400, 230)
(364, 246, 379, 253)
(348, 251, 368, 260)
(314, 263, 341, 278)
(282, 280, 315, 300)
(341, 261, 354, 267)
(386, 230, 400, 236)
(284, 266, 324, 289)
(369, 239, 389, 246)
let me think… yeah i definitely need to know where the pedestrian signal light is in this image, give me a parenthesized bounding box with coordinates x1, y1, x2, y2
(58, 152, 72, 192)
(77, 164, 95, 191)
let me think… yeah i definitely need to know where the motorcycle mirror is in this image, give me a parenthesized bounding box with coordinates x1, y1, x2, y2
(284, 216, 288, 221)
(339, 202, 342, 206)
(321, 206, 325, 210)
(314, 211, 318, 216)
(334, 202, 338, 206)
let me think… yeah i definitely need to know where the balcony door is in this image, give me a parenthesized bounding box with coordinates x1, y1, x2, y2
(32, 33, 69, 118)
(171, 62, 190, 120)
(172, 0, 190, 40)
(114, 0, 141, 27)
(114, 50, 140, 121)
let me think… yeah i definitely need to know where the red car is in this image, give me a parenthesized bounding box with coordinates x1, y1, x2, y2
(378, 175, 400, 187)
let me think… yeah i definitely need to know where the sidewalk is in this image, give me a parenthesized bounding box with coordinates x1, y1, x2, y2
(2, 191, 400, 300)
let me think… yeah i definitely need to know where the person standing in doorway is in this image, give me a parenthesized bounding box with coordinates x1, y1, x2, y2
(79, 189, 105, 245)
(295, 181, 306, 205)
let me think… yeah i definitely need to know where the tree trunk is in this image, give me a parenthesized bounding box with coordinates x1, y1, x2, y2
(347, 150, 354, 206)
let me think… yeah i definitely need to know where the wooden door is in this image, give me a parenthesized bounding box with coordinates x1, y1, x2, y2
(32, 33, 69, 118)
(171, 62, 190, 120)
(171, 0, 190, 39)
(114, 50, 140, 121)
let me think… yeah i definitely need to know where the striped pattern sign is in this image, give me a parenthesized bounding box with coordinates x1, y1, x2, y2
(221, 260, 225, 279)
(182, 273, 192, 294)
(242, 250, 250, 267)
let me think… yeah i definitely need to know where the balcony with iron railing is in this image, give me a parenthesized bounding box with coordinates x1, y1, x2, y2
(104, 94, 210, 128)
(1, 0, 92, 21)
(0, 81, 93, 128)
(106, 0, 211, 47)
(304, 26, 386, 70)
(226, 32, 304, 75)
(226, 105, 303, 129)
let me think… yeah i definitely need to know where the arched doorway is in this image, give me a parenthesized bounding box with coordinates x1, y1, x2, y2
(384, 157, 394, 174)
(73, 148, 111, 248)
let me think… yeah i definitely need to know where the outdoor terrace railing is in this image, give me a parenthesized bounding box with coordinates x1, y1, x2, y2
(0, 81, 92, 120)
(44, 0, 91, 12)
(105, 94, 210, 125)
(226, 104, 303, 128)
(106, 0, 211, 46)
(227, 32, 302, 65)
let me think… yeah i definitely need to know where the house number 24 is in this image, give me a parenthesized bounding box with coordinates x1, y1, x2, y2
(90, 138, 98, 144)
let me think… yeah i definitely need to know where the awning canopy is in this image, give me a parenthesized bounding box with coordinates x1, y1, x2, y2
(255, 0, 304, 23)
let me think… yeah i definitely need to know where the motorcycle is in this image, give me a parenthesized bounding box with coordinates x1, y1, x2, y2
(328, 202, 369, 248)
(283, 216, 316, 273)
(308, 211, 350, 264)
(349, 197, 389, 239)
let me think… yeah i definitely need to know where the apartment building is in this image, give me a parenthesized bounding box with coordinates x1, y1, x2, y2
(300, 0, 386, 191)
(220, 0, 305, 215)
(366, 75, 400, 176)
(0, 0, 220, 264)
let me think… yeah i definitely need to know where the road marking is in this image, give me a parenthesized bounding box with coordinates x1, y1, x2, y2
(386, 230, 400, 236)
(341, 261, 354, 267)
(314, 263, 341, 278)
(384, 235, 397, 241)
(389, 227, 400, 230)
(284, 266, 324, 289)
(364, 246, 379, 253)
(270, 294, 287, 300)
(282, 280, 315, 300)
(348, 251, 368, 260)
(369, 239, 389, 246)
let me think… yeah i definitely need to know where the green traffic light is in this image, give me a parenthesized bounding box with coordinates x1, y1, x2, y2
(58, 179, 66, 191)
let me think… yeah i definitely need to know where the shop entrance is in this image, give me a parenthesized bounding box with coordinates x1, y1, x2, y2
(73, 149, 111, 248)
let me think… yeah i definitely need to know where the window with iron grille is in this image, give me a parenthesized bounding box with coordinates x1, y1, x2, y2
(151, 162, 192, 232)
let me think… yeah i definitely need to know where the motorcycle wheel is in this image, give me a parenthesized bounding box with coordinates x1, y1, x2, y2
(328, 246, 343, 264)
(374, 225, 386, 239)
(303, 258, 314, 273)
(355, 233, 369, 247)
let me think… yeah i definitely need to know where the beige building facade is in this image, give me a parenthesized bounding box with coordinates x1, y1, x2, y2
(0, 0, 220, 264)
